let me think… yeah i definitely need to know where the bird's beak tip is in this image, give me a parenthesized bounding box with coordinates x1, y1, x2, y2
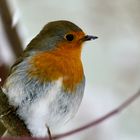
(84, 35, 98, 41)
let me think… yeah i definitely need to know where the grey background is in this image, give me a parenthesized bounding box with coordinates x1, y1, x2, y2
(0, 0, 140, 139)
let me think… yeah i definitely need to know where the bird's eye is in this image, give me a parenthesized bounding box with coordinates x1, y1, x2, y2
(65, 34, 74, 41)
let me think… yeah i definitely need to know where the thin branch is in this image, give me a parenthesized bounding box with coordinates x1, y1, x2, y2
(0, 88, 31, 136)
(0, 64, 9, 86)
(0, 0, 23, 58)
(53, 90, 140, 139)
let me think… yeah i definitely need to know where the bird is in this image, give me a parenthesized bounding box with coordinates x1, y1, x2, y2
(3, 20, 98, 137)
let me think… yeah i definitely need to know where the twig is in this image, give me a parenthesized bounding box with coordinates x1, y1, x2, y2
(0, 0, 23, 58)
(47, 127, 53, 140)
(53, 89, 140, 139)
(0, 88, 31, 136)
(0, 64, 9, 86)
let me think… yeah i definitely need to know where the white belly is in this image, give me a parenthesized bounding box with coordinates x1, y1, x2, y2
(16, 78, 84, 137)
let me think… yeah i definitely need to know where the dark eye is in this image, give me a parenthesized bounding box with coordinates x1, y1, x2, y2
(65, 34, 74, 41)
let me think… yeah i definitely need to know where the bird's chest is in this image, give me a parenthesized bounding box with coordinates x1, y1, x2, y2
(29, 52, 84, 91)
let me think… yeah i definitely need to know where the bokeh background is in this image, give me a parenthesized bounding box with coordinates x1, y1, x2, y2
(0, 0, 140, 139)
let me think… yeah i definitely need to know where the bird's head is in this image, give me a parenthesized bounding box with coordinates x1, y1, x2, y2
(26, 20, 98, 54)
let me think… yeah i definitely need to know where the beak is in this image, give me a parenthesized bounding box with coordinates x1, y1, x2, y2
(83, 35, 98, 41)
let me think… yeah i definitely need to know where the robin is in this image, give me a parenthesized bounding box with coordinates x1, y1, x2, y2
(3, 20, 98, 137)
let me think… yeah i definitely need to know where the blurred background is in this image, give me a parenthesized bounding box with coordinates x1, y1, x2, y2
(0, 0, 140, 139)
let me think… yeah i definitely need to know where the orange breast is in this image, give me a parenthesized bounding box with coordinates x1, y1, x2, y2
(28, 45, 84, 92)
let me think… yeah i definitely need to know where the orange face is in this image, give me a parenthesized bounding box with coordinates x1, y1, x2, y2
(53, 31, 86, 59)
(57, 31, 85, 49)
